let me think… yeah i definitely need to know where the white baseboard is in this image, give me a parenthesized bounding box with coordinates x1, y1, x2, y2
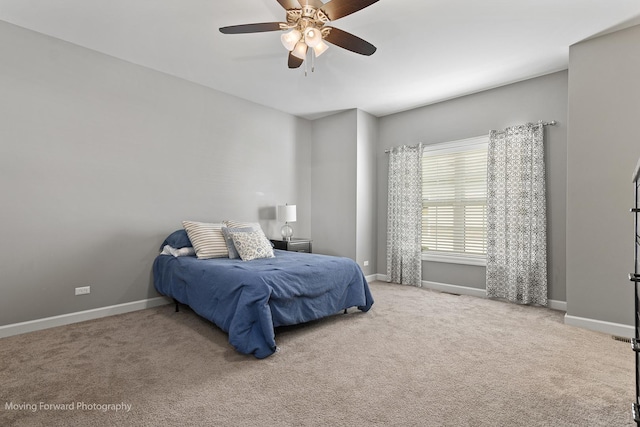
(421, 280, 487, 299)
(564, 314, 634, 338)
(0, 297, 171, 339)
(376, 273, 638, 337)
(374, 274, 387, 282)
(4, 281, 628, 340)
(373, 274, 567, 311)
(549, 300, 567, 312)
(364, 274, 378, 283)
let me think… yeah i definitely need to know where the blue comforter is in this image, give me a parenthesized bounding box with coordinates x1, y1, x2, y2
(153, 250, 373, 358)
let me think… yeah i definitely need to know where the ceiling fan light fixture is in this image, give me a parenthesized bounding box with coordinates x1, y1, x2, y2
(220, 0, 379, 69)
(313, 40, 329, 57)
(292, 41, 308, 60)
(281, 29, 301, 51)
(304, 27, 323, 48)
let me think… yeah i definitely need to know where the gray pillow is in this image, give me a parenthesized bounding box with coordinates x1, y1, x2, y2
(221, 227, 257, 259)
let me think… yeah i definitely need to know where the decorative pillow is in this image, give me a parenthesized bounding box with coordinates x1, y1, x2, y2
(160, 245, 196, 257)
(229, 229, 275, 261)
(182, 221, 228, 259)
(159, 229, 192, 250)
(221, 227, 255, 259)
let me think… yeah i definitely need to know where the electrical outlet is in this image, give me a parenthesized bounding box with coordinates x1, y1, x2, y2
(363, 260, 369, 267)
(75, 286, 90, 296)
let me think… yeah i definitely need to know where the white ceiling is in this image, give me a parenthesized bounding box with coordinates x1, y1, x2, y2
(1, 0, 639, 119)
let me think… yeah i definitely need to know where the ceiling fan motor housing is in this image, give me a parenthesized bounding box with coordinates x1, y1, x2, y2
(287, 7, 329, 29)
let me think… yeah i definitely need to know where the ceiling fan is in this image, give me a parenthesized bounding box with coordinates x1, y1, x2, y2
(219, 0, 379, 69)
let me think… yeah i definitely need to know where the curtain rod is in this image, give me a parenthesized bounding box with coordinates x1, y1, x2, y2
(384, 120, 557, 153)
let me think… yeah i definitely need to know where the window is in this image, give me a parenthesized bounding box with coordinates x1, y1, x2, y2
(421, 136, 488, 265)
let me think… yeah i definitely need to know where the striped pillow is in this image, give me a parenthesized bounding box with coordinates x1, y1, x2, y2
(182, 221, 228, 259)
(223, 220, 261, 230)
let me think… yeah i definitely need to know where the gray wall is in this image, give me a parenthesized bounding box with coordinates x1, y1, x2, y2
(376, 71, 569, 302)
(7, 15, 636, 332)
(310, 108, 378, 276)
(566, 24, 640, 325)
(0, 21, 312, 326)
(310, 110, 358, 258)
(356, 110, 378, 276)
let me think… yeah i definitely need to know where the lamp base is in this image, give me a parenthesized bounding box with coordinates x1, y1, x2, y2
(281, 223, 293, 241)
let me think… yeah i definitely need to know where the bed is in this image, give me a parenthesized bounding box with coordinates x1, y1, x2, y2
(153, 228, 374, 359)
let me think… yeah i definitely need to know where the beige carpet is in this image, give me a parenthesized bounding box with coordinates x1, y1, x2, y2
(0, 281, 634, 426)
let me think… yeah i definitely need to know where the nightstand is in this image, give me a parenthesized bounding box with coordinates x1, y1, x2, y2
(270, 238, 312, 253)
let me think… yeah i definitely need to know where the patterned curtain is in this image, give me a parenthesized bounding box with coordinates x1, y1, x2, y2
(486, 123, 547, 305)
(387, 143, 423, 287)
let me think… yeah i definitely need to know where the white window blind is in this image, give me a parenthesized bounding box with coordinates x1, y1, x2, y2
(422, 136, 488, 261)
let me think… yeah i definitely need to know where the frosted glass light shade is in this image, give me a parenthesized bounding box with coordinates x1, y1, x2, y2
(292, 41, 308, 60)
(313, 41, 329, 57)
(304, 27, 322, 48)
(277, 205, 297, 222)
(281, 30, 301, 51)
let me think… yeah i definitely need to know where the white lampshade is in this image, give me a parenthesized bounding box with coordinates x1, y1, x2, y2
(304, 27, 323, 48)
(313, 40, 329, 57)
(277, 205, 297, 223)
(280, 29, 301, 51)
(292, 41, 308, 60)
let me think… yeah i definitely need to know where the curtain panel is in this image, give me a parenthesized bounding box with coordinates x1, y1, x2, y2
(387, 143, 423, 287)
(486, 123, 548, 306)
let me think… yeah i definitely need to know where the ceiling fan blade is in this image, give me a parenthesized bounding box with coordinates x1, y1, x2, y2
(288, 52, 304, 69)
(298, 0, 324, 8)
(321, 0, 379, 21)
(324, 27, 376, 56)
(276, 0, 299, 10)
(219, 22, 284, 34)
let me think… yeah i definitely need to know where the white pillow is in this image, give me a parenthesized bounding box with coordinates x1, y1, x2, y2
(182, 221, 228, 259)
(160, 245, 196, 257)
(229, 229, 275, 261)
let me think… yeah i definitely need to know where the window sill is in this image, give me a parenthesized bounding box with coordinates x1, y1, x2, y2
(421, 253, 486, 266)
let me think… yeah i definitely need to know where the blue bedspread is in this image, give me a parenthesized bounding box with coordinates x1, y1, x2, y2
(152, 250, 373, 358)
